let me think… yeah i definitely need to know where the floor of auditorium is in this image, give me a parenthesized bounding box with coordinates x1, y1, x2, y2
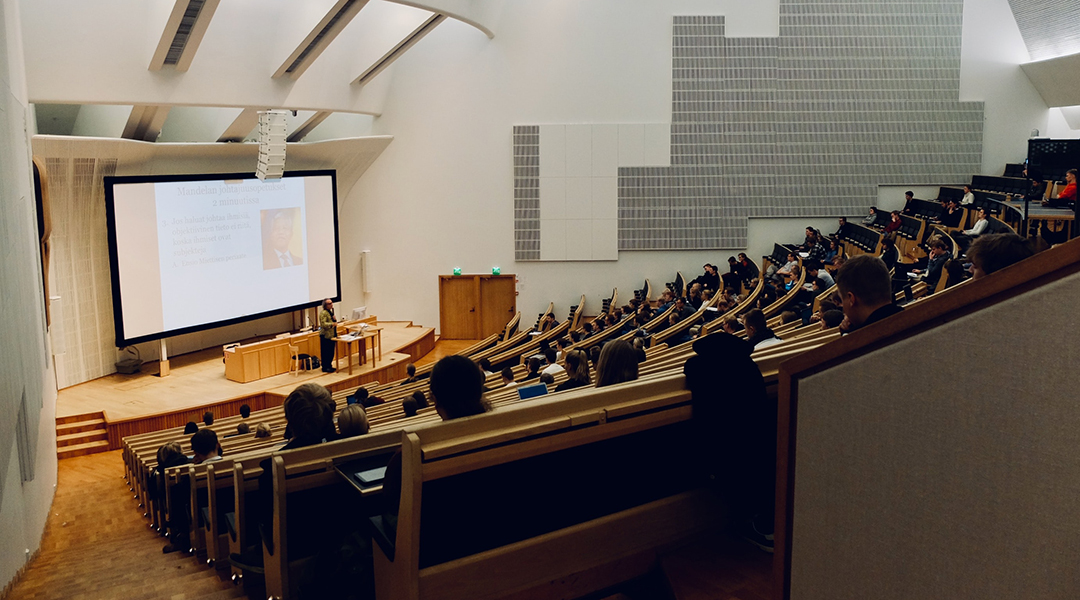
(6, 451, 772, 600)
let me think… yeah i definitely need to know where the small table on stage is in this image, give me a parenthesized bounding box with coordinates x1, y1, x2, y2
(333, 326, 383, 375)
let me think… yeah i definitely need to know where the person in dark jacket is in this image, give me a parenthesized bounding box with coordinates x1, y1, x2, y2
(684, 332, 775, 551)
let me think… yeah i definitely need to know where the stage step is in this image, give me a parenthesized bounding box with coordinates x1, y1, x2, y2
(57, 428, 108, 447)
(57, 439, 110, 459)
(56, 410, 105, 425)
(56, 411, 109, 459)
(57, 417, 106, 435)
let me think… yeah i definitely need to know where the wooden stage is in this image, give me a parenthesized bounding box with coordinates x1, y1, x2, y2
(57, 321, 435, 448)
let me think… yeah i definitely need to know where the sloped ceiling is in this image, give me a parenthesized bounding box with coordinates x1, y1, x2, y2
(1007, 0, 1080, 60)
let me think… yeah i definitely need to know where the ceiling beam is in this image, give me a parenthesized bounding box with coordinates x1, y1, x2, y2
(217, 108, 262, 142)
(273, 0, 370, 81)
(352, 13, 446, 87)
(148, 0, 221, 72)
(121, 105, 171, 142)
(287, 111, 333, 143)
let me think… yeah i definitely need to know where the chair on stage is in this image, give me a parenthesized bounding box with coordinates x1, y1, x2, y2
(288, 344, 301, 376)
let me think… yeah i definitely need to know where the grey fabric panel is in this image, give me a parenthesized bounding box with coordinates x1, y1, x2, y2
(791, 272, 1080, 600)
(513, 125, 540, 261)
(618, 5, 981, 250)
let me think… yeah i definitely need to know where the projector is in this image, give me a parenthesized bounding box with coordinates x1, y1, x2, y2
(257, 110, 289, 181)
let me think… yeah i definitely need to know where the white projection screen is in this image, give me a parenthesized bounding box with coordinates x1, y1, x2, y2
(104, 170, 340, 346)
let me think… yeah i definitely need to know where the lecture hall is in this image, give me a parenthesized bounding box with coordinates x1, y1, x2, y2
(3, 1, 1080, 599)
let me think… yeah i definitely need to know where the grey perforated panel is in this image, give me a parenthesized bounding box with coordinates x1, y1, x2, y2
(514, 125, 540, 261)
(1007, 0, 1080, 61)
(514, 3, 984, 256)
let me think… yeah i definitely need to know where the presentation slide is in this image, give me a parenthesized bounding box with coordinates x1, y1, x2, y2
(106, 171, 339, 346)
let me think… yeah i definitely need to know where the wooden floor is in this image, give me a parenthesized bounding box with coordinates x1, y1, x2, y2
(5, 450, 244, 600)
(57, 322, 433, 421)
(413, 339, 479, 366)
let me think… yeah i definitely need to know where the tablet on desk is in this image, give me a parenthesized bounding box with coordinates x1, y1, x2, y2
(354, 466, 387, 486)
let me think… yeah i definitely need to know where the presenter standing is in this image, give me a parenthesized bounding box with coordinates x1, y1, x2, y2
(319, 298, 337, 373)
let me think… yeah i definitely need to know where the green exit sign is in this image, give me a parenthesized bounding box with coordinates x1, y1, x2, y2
(492, 267, 501, 275)
(453, 267, 462, 276)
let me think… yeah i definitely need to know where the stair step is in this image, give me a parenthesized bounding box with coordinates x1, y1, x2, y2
(56, 411, 105, 426)
(57, 429, 108, 447)
(57, 418, 106, 435)
(57, 440, 110, 459)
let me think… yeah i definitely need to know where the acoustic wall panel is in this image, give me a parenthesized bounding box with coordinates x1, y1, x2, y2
(514, 2, 984, 258)
(1007, 0, 1080, 61)
(513, 125, 540, 260)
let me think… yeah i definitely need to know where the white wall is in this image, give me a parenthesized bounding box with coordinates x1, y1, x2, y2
(0, 0, 57, 591)
(959, 0, 1049, 174)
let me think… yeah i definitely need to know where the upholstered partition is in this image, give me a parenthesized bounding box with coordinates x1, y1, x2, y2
(776, 239, 1080, 600)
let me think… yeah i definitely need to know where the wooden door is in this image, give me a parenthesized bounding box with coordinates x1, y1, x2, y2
(479, 275, 516, 338)
(439, 276, 479, 339)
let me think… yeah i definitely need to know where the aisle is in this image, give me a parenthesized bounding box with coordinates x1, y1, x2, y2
(6, 451, 244, 600)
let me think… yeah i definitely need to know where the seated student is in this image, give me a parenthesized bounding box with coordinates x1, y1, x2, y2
(594, 339, 639, 387)
(347, 386, 370, 406)
(672, 296, 694, 320)
(772, 252, 799, 283)
(743, 309, 782, 349)
(202, 411, 214, 427)
(953, 207, 990, 253)
(239, 404, 251, 419)
(254, 423, 272, 438)
(655, 290, 674, 313)
(834, 217, 849, 239)
(1024, 169, 1047, 202)
(967, 233, 1036, 279)
(722, 316, 744, 335)
(157, 441, 192, 554)
(541, 348, 565, 376)
(411, 390, 429, 409)
(183, 421, 199, 435)
(879, 235, 899, 272)
(555, 349, 592, 391)
(937, 199, 963, 228)
(522, 357, 542, 381)
(943, 259, 966, 288)
(361, 395, 385, 409)
(1043, 169, 1077, 208)
(337, 404, 369, 438)
(884, 210, 903, 234)
(554, 337, 571, 361)
(400, 363, 419, 384)
(225, 422, 250, 438)
(478, 357, 494, 376)
(805, 236, 827, 263)
(961, 185, 975, 206)
(721, 256, 742, 291)
(401, 396, 419, 418)
(687, 284, 704, 310)
(588, 345, 602, 369)
(236, 384, 338, 568)
(796, 226, 817, 251)
(862, 206, 880, 226)
(779, 310, 799, 326)
(190, 428, 222, 464)
(500, 366, 517, 387)
(901, 190, 916, 213)
(538, 372, 555, 385)
(538, 312, 559, 332)
(736, 252, 760, 286)
(632, 336, 648, 363)
(690, 263, 721, 292)
(836, 254, 902, 334)
(820, 309, 845, 330)
(823, 238, 840, 266)
(805, 260, 834, 288)
(910, 237, 952, 290)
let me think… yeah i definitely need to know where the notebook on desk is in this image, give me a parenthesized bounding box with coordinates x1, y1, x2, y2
(353, 466, 387, 486)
